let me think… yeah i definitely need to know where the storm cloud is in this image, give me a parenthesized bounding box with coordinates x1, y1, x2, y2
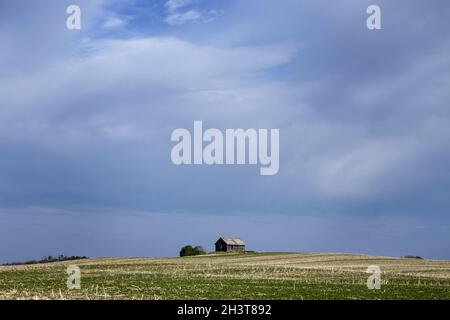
(0, 0, 449, 262)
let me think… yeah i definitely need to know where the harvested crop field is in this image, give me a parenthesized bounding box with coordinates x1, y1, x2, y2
(0, 252, 449, 300)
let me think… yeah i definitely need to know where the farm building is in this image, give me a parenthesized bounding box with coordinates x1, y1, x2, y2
(215, 237, 246, 252)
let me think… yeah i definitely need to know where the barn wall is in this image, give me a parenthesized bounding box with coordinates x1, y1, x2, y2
(226, 245, 245, 252)
(215, 239, 245, 252)
(215, 239, 227, 252)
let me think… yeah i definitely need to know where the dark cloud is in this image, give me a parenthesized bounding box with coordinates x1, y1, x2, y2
(0, 0, 449, 260)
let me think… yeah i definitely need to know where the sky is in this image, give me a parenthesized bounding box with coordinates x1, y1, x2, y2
(0, 0, 449, 263)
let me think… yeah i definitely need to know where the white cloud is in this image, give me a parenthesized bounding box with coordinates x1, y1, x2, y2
(165, 0, 196, 12)
(164, 0, 218, 26)
(102, 16, 127, 29)
(0, 37, 298, 147)
(165, 10, 202, 26)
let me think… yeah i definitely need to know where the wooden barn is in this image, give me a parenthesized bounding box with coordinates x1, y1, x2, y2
(215, 237, 246, 252)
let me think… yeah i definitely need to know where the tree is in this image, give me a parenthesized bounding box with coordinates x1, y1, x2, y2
(179, 245, 205, 257)
(194, 246, 206, 255)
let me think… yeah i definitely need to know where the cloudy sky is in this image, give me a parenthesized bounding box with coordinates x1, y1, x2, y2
(1, 0, 449, 263)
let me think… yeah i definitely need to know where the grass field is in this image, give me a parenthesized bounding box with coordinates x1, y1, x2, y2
(0, 252, 449, 300)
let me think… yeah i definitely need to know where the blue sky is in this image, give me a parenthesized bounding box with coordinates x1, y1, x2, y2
(1, 0, 450, 262)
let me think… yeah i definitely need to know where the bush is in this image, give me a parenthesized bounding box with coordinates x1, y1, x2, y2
(179, 245, 206, 257)
(194, 246, 206, 255)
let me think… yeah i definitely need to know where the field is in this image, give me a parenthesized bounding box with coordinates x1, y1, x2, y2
(0, 252, 449, 300)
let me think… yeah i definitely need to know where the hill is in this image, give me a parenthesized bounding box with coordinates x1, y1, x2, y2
(0, 252, 449, 300)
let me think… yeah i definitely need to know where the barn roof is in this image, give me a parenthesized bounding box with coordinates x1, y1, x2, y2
(218, 237, 245, 246)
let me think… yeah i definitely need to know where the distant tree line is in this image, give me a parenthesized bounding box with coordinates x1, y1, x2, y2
(2, 255, 88, 266)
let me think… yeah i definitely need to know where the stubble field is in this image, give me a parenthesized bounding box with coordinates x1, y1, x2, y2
(0, 252, 449, 300)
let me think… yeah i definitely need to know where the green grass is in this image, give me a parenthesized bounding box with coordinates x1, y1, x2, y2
(0, 252, 449, 300)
